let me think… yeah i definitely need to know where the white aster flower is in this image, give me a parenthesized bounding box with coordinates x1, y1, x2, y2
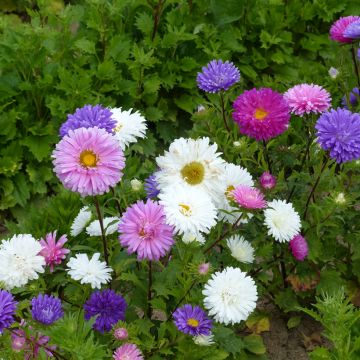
(203, 267, 257, 325)
(264, 199, 301, 242)
(70, 206, 92, 237)
(227, 235, 254, 263)
(0, 234, 45, 289)
(86, 217, 119, 236)
(182, 231, 206, 245)
(193, 333, 215, 346)
(155, 137, 226, 203)
(67, 253, 112, 289)
(110, 107, 147, 150)
(159, 186, 217, 235)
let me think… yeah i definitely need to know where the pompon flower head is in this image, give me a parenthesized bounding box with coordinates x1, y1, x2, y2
(144, 173, 160, 199)
(315, 108, 360, 163)
(31, 294, 63, 325)
(86, 217, 119, 236)
(173, 304, 212, 336)
(114, 327, 128, 340)
(344, 20, 360, 39)
(330, 16, 360, 43)
(0, 234, 45, 289)
(232, 185, 266, 210)
(341, 87, 359, 109)
(119, 200, 174, 261)
(113, 343, 143, 360)
(155, 137, 226, 203)
(227, 236, 254, 264)
(232, 88, 290, 141)
(39, 231, 70, 272)
(264, 200, 301, 243)
(0, 290, 17, 333)
(259, 171, 276, 190)
(84, 289, 127, 333)
(197, 59, 240, 93)
(60, 104, 116, 137)
(203, 267, 258, 325)
(67, 253, 112, 289)
(284, 84, 331, 116)
(193, 333, 215, 346)
(70, 206, 92, 236)
(52, 127, 125, 196)
(110, 107, 147, 150)
(289, 234, 309, 261)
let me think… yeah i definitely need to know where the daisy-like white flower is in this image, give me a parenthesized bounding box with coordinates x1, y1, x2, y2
(0, 234, 45, 289)
(193, 333, 215, 346)
(110, 107, 147, 150)
(67, 253, 112, 289)
(155, 137, 225, 203)
(227, 236, 254, 263)
(70, 206, 92, 236)
(203, 267, 257, 325)
(264, 200, 301, 242)
(86, 217, 119, 236)
(159, 186, 217, 235)
(182, 231, 206, 245)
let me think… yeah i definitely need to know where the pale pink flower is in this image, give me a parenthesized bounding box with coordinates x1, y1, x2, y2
(232, 185, 266, 210)
(113, 343, 143, 360)
(198, 263, 210, 275)
(114, 327, 128, 340)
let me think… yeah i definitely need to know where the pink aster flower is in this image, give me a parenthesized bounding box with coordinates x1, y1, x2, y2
(114, 327, 128, 340)
(284, 84, 331, 116)
(39, 231, 70, 272)
(119, 199, 174, 261)
(330, 16, 360, 43)
(232, 185, 266, 210)
(289, 234, 308, 261)
(259, 171, 276, 190)
(113, 343, 143, 360)
(198, 263, 210, 275)
(52, 127, 125, 196)
(232, 88, 290, 141)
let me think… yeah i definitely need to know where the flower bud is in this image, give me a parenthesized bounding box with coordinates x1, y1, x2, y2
(198, 263, 210, 275)
(289, 234, 308, 261)
(328, 67, 339, 79)
(130, 179, 142, 192)
(259, 171, 276, 190)
(114, 327, 128, 340)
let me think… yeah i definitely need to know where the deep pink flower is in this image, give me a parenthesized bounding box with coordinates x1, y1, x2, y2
(114, 327, 128, 340)
(39, 231, 70, 272)
(119, 200, 174, 261)
(289, 234, 308, 261)
(232, 185, 266, 210)
(52, 127, 125, 196)
(284, 84, 331, 116)
(232, 88, 290, 141)
(259, 172, 276, 190)
(113, 343, 143, 360)
(330, 16, 360, 43)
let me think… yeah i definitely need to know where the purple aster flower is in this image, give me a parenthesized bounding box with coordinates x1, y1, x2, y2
(84, 289, 127, 333)
(59, 104, 116, 137)
(341, 87, 359, 109)
(144, 173, 160, 199)
(315, 108, 360, 163)
(358, 48, 360, 60)
(31, 294, 63, 325)
(0, 290, 17, 333)
(344, 20, 360, 39)
(289, 234, 308, 261)
(197, 60, 240, 93)
(173, 304, 212, 336)
(330, 16, 360, 43)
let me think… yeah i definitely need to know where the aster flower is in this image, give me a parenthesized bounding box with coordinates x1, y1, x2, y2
(341, 87, 359, 109)
(182, 231, 206, 245)
(60, 104, 116, 137)
(0, 234, 45, 289)
(39, 231, 70, 272)
(130, 179, 142, 191)
(232, 185, 266, 210)
(144, 173, 160, 199)
(264, 200, 301, 242)
(227, 236, 254, 263)
(289, 234, 309, 261)
(119, 199, 174, 261)
(328, 67, 339, 79)
(70, 206, 92, 236)
(0, 290, 17, 333)
(52, 127, 125, 196)
(203, 267, 258, 325)
(232, 88, 290, 141)
(193, 333, 215, 346)
(344, 20, 360, 39)
(259, 171, 276, 190)
(110, 107, 147, 150)
(114, 327, 129, 340)
(330, 16, 360, 43)
(86, 217, 119, 236)
(315, 108, 360, 163)
(284, 84, 331, 116)
(113, 343, 144, 360)
(31, 294, 63, 325)
(198, 263, 210, 275)
(67, 253, 112, 289)
(84, 289, 127, 333)
(173, 304, 212, 336)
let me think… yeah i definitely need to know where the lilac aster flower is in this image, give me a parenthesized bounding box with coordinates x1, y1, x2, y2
(60, 104, 116, 137)
(31, 294, 63, 325)
(344, 20, 360, 39)
(144, 173, 160, 199)
(289, 234, 308, 261)
(197, 60, 240, 93)
(173, 304, 212, 336)
(0, 290, 17, 333)
(330, 16, 360, 43)
(84, 289, 127, 333)
(113, 343, 143, 360)
(315, 108, 360, 163)
(341, 87, 359, 109)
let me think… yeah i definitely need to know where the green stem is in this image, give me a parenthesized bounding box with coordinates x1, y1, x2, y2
(220, 92, 230, 134)
(147, 261, 153, 319)
(94, 196, 109, 266)
(351, 44, 360, 89)
(262, 140, 272, 173)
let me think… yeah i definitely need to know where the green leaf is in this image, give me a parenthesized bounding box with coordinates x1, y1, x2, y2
(287, 316, 301, 329)
(21, 135, 55, 161)
(74, 38, 96, 54)
(243, 334, 266, 355)
(135, 12, 153, 36)
(12, 173, 30, 207)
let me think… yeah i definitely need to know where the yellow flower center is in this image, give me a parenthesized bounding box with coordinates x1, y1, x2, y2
(179, 203, 192, 217)
(180, 161, 205, 185)
(225, 185, 235, 201)
(187, 318, 199, 327)
(80, 150, 98, 168)
(254, 108, 268, 121)
(114, 123, 123, 132)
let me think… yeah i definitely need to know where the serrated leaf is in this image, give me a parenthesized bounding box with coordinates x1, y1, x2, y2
(74, 38, 96, 54)
(135, 12, 153, 36)
(21, 135, 54, 161)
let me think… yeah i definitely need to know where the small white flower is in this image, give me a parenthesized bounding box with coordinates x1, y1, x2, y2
(182, 231, 206, 245)
(193, 333, 215, 346)
(67, 253, 112, 289)
(227, 235, 254, 263)
(70, 206, 92, 237)
(197, 105, 205, 112)
(334, 192, 346, 204)
(86, 217, 119, 236)
(130, 179, 142, 191)
(328, 67, 339, 79)
(233, 141, 241, 147)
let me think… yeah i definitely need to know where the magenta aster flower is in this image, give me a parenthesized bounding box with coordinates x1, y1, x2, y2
(114, 327, 128, 340)
(259, 171, 276, 190)
(232, 185, 266, 210)
(31, 294, 63, 325)
(289, 234, 308, 261)
(52, 127, 125, 196)
(232, 88, 290, 141)
(330, 16, 360, 43)
(284, 84, 331, 116)
(113, 343, 143, 360)
(344, 20, 360, 39)
(39, 231, 70, 272)
(119, 199, 174, 261)
(0, 290, 17, 333)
